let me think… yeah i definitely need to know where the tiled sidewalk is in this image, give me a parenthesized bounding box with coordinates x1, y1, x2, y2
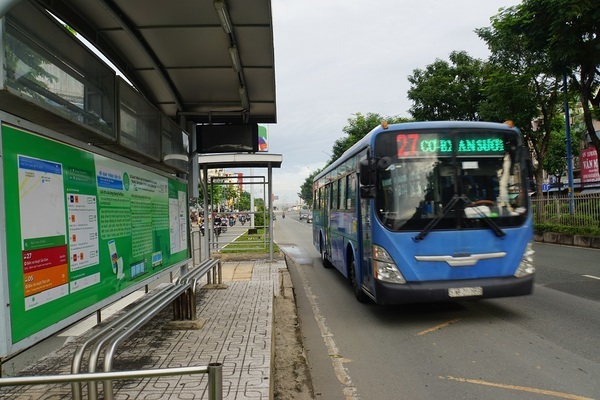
(0, 260, 284, 400)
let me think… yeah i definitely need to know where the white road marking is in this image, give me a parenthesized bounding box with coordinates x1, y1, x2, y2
(296, 266, 360, 400)
(441, 375, 593, 400)
(582, 275, 600, 280)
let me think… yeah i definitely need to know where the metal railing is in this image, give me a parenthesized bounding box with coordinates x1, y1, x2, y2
(532, 193, 600, 229)
(175, 258, 222, 320)
(70, 258, 222, 400)
(0, 364, 222, 400)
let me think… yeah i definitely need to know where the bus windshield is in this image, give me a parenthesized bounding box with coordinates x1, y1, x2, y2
(373, 129, 528, 232)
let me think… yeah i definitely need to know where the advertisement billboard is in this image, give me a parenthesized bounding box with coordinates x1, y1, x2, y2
(581, 146, 600, 184)
(0, 122, 189, 355)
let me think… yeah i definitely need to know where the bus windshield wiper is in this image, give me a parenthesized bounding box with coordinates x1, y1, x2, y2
(463, 197, 506, 238)
(413, 195, 506, 241)
(413, 195, 462, 242)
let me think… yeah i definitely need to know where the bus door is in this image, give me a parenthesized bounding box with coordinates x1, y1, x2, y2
(323, 184, 331, 258)
(359, 191, 374, 292)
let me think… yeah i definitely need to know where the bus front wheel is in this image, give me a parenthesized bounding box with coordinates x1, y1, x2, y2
(349, 258, 369, 303)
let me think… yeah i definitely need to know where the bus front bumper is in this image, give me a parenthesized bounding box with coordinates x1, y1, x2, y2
(372, 275, 534, 305)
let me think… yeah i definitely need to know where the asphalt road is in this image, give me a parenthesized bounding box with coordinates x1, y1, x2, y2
(275, 214, 600, 400)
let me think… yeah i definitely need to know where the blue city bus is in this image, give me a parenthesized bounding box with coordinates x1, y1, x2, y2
(312, 121, 535, 304)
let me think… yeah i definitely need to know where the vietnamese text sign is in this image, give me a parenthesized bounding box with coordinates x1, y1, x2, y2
(581, 146, 600, 184)
(2, 124, 189, 343)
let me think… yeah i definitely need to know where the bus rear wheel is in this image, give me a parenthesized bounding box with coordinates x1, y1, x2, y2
(349, 258, 369, 303)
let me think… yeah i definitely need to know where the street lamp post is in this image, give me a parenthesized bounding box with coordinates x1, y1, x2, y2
(563, 71, 575, 214)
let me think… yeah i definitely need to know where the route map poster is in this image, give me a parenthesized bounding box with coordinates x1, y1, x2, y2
(1, 123, 189, 344)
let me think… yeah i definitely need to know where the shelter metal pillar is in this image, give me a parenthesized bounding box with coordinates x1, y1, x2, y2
(268, 163, 273, 261)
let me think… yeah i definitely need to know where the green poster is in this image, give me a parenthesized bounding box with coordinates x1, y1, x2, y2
(2, 124, 189, 343)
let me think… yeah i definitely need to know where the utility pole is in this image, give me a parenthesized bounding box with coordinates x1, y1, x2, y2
(563, 71, 575, 213)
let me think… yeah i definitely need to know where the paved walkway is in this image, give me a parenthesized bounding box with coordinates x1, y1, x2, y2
(0, 259, 285, 400)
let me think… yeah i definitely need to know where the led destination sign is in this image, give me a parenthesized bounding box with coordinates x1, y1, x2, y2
(396, 133, 505, 158)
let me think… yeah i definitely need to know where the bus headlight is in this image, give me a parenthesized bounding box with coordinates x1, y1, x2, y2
(514, 241, 535, 277)
(373, 245, 406, 284)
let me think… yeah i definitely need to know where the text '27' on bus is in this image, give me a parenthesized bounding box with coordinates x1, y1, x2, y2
(312, 120, 535, 304)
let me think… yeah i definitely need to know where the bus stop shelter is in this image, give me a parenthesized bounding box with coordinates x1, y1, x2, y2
(0, 0, 278, 359)
(197, 153, 283, 261)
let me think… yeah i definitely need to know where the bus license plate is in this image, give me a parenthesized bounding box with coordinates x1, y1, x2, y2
(449, 287, 483, 297)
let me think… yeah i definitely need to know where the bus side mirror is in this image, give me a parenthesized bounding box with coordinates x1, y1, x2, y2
(359, 159, 375, 198)
(359, 159, 374, 186)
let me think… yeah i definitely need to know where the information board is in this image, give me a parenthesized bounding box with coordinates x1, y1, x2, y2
(1, 123, 189, 346)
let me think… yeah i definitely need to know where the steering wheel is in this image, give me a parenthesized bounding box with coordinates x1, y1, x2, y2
(466, 199, 496, 207)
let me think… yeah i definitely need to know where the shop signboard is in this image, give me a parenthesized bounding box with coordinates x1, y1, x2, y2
(581, 146, 599, 184)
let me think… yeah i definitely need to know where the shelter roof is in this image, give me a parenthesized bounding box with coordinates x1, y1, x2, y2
(34, 0, 276, 125)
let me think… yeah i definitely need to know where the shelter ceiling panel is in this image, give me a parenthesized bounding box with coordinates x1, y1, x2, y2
(168, 69, 241, 102)
(226, 0, 272, 25)
(135, 70, 181, 103)
(248, 104, 277, 122)
(140, 27, 230, 67)
(244, 69, 276, 102)
(235, 27, 275, 66)
(19, 0, 276, 124)
(114, 0, 216, 26)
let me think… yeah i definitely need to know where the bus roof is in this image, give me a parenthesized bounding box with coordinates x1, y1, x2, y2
(314, 120, 520, 181)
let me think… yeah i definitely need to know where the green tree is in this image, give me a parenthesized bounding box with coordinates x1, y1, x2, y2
(542, 125, 580, 185)
(237, 191, 251, 211)
(224, 184, 239, 209)
(298, 169, 320, 207)
(198, 182, 224, 209)
(476, 5, 563, 196)
(516, 0, 600, 173)
(329, 112, 410, 164)
(407, 51, 486, 121)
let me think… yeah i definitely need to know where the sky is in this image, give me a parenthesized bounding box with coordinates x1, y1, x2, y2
(235, 0, 522, 207)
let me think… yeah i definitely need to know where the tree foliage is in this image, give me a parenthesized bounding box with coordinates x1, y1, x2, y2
(408, 51, 486, 121)
(298, 169, 320, 207)
(475, 4, 564, 195)
(237, 191, 251, 211)
(329, 112, 410, 164)
(542, 127, 580, 182)
(298, 112, 409, 205)
(516, 0, 600, 159)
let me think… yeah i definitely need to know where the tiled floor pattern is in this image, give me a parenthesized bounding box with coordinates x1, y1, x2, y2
(0, 260, 284, 400)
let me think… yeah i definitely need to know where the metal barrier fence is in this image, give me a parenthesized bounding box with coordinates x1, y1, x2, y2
(531, 193, 600, 228)
(0, 364, 222, 400)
